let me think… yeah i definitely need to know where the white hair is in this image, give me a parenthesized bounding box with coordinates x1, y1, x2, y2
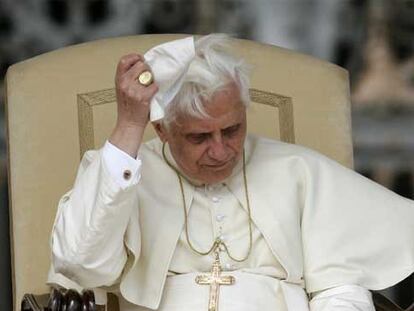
(162, 34, 251, 127)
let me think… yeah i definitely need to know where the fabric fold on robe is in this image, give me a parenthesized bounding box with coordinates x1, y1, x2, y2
(299, 146, 414, 293)
(48, 135, 414, 309)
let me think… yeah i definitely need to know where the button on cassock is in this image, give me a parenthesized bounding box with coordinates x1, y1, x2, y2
(219, 234, 226, 242)
(212, 196, 220, 203)
(216, 214, 225, 222)
(225, 263, 233, 270)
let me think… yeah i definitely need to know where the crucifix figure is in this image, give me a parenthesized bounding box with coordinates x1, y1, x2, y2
(195, 250, 236, 311)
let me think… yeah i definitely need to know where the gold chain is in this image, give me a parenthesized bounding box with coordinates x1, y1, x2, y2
(162, 143, 253, 262)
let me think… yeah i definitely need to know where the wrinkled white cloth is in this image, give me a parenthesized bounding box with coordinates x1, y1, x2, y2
(101, 141, 375, 311)
(49, 135, 414, 309)
(144, 37, 195, 122)
(117, 272, 307, 311)
(310, 285, 375, 311)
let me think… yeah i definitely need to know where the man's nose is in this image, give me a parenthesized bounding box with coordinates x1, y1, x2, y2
(207, 137, 228, 161)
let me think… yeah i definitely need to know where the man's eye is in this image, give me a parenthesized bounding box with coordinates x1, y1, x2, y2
(222, 124, 240, 137)
(187, 134, 208, 144)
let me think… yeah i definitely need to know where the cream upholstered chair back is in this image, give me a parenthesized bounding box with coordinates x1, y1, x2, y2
(5, 34, 352, 310)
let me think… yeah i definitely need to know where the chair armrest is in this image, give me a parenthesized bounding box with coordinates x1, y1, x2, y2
(21, 293, 49, 311)
(20, 290, 107, 311)
(373, 292, 405, 311)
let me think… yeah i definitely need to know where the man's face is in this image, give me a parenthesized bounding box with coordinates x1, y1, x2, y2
(155, 85, 247, 184)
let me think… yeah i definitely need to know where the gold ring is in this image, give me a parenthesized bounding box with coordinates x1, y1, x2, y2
(137, 70, 153, 86)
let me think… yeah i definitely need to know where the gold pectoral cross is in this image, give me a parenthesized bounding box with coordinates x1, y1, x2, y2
(195, 251, 235, 311)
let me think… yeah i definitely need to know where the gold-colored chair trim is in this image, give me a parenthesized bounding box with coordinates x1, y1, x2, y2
(77, 88, 295, 157)
(77, 88, 116, 158)
(249, 88, 295, 144)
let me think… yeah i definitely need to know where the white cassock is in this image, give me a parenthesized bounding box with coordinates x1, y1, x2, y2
(48, 134, 414, 311)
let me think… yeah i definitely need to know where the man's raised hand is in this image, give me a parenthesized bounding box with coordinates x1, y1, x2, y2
(109, 54, 158, 158)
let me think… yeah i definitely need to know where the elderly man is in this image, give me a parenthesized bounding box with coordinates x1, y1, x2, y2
(49, 35, 414, 311)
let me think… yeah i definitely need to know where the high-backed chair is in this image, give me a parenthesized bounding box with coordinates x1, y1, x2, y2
(6, 34, 356, 310)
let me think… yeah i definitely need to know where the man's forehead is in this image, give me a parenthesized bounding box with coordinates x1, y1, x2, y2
(175, 106, 245, 134)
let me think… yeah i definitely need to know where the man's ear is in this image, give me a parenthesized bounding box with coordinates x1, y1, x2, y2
(152, 122, 168, 143)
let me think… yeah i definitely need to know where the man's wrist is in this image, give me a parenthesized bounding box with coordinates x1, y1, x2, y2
(109, 123, 145, 158)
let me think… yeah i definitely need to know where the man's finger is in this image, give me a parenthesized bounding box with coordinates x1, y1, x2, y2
(124, 60, 151, 82)
(116, 54, 143, 77)
(141, 82, 159, 101)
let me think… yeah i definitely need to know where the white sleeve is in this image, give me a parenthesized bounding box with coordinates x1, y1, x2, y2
(51, 145, 142, 288)
(102, 140, 142, 188)
(309, 285, 375, 311)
